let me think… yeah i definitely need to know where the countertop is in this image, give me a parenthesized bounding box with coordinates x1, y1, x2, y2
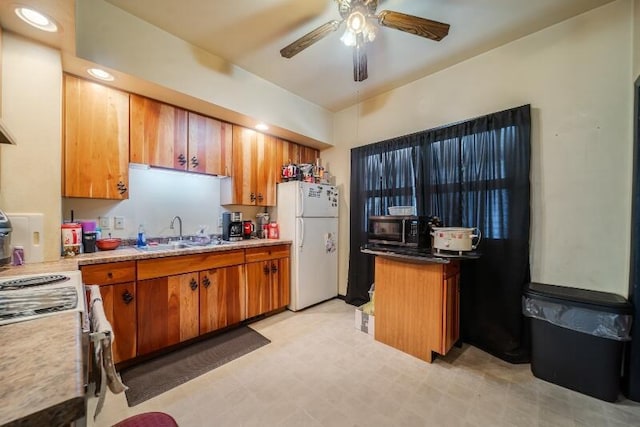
(0, 311, 85, 427)
(0, 238, 292, 277)
(361, 245, 480, 264)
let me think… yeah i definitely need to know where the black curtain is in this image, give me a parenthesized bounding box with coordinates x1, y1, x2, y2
(346, 105, 531, 363)
(345, 137, 419, 306)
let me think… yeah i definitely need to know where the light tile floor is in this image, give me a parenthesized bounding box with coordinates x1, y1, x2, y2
(89, 299, 640, 427)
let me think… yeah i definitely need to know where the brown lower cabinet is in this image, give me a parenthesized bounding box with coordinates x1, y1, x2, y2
(374, 257, 460, 363)
(82, 245, 289, 362)
(199, 265, 245, 334)
(245, 246, 290, 318)
(80, 261, 137, 364)
(137, 272, 200, 356)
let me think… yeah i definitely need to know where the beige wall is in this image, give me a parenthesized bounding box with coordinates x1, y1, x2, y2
(75, 0, 333, 146)
(0, 33, 62, 261)
(327, 0, 634, 297)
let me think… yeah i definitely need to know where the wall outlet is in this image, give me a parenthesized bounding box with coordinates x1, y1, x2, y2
(99, 216, 111, 229)
(114, 216, 125, 230)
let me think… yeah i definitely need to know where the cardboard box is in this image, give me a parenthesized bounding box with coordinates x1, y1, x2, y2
(355, 304, 375, 336)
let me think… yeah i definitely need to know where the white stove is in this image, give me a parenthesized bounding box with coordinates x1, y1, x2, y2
(0, 270, 86, 327)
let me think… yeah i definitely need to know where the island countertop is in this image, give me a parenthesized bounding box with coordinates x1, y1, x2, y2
(0, 311, 85, 427)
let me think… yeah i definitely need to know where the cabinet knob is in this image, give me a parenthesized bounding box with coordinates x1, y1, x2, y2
(107, 272, 113, 279)
(263, 264, 270, 275)
(271, 263, 278, 273)
(190, 278, 198, 291)
(122, 290, 134, 304)
(177, 153, 187, 166)
(203, 276, 211, 289)
(190, 156, 199, 168)
(250, 192, 256, 202)
(257, 193, 264, 202)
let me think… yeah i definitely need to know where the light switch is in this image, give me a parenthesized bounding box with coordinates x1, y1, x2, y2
(114, 216, 125, 230)
(99, 216, 111, 229)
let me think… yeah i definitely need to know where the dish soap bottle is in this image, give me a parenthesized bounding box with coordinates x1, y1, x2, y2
(137, 224, 147, 248)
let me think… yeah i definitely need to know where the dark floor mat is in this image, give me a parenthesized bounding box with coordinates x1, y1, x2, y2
(120, 326, 270, 406)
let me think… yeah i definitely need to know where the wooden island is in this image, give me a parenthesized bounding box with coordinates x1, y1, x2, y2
(364, 249, 461, 363)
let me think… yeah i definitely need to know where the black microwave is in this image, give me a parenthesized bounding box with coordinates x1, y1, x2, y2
(368, 216, 436, 248)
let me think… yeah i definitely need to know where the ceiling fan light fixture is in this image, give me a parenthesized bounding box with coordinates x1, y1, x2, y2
(346, 11, 366, 33)
(340, 28, 357, 47)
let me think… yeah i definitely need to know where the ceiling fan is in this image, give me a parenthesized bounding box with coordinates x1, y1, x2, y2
(280, 0, 450, 82)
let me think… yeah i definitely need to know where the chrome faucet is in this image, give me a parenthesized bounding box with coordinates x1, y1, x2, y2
(170, 216, 183, 241)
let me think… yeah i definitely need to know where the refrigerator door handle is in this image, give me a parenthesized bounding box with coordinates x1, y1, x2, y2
(299, 185, 305, 217)
(298, 218, 304, 248)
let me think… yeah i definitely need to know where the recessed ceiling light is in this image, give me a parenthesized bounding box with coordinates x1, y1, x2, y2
(256, 123, 269, 131)
(87, 68, 115, 81)
(14, 7, 58, 32)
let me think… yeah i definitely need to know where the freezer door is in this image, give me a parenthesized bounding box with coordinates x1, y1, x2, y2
(292, 217, 338, 310)
(296, 182, 339, 218)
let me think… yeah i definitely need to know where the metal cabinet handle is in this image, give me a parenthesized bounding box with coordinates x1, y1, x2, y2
(190, 278, 198, 291)
(257, 193, 264, 202)
(250, 192, 257, 202)
(263, 264, 270, 275)
(122, 290, 134, 305)
(191, 156, 199, 168)
(203, 276, 211, 289)
(117, 181, 127, 195)
(107, 272, 113, 279)
(271, 263, 278, 273)
(177, 153, 187, 166)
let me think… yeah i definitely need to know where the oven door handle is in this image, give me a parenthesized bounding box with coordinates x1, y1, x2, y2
(401, 220, 406, 245)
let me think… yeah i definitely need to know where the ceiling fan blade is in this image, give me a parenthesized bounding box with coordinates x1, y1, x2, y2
(280, 20, 342, 58)
(353, 44, 368, 82)
(378, 10, 450, 41)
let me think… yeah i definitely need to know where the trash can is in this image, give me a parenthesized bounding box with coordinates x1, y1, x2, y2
(523, 282, 633, 402)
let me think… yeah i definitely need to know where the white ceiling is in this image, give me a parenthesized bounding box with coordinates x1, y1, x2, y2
(103, 0, 616, 112)
(0, 0, 616, 112)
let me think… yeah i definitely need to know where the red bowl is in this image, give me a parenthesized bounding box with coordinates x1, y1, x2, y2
(96, 238, 121, 251)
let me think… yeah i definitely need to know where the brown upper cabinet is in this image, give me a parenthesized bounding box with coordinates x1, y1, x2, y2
(129, 95, 233, 176)
(221, 125, 277, 206)
(63, 74, 130, 199)
(299, 145, 319, 165)
(187, 112, 233, 176)
(129, 94, 188, 170)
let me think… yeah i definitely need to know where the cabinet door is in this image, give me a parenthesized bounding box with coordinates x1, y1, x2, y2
(188, 112, 233, 176)
(246, 261, 271, 318)
(441, 272, 460, 355)
(269, 257, 290, 310)
(63, 74, 129, 199)
(276, 138, 299, 183)
(130, 94, 188, 170)
(299, 145, 319, 165)
(137, 272, 199, 356)
(255, 133, 277, 206)
(100, 283, 137, 364)
(199, 265, 245, 334)
(230, 125, 258, 205)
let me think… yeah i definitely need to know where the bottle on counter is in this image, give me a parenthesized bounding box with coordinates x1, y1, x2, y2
(137, 224, 147, 248)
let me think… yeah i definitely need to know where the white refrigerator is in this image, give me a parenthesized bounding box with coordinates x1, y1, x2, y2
(276, 181, 339, 311)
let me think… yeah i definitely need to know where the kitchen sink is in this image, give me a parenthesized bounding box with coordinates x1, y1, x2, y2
(136, 239, 230, 252)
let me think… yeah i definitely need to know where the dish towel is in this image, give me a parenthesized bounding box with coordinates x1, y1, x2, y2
(88, 285, 128, 419)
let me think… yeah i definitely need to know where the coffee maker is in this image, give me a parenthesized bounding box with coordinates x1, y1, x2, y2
(255, 213, 269, 239)
(222, 212, 243, 242)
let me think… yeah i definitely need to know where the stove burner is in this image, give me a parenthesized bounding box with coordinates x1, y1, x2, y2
(0, 274, 70, 291)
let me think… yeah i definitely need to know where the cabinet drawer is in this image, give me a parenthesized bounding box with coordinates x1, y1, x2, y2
(81, 261, 136, 286)
(137, 250, 245, 280)
(444, 260, 460, 278)
(245, 245, 290, 263)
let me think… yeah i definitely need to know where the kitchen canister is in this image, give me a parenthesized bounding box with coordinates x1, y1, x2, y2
(61, 222, 82, 257)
